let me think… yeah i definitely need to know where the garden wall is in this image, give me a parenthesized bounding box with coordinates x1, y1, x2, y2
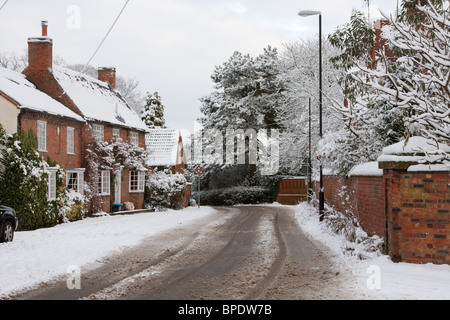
(278, 139, 450, 265)
(320, 164, 450, 265)
(322, 167, 386, 238)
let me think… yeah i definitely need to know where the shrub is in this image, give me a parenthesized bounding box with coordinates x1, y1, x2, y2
(145, 171, 187, 211)
(60, 190, 85, 222)
(0, 129, 58, 230)
(199, 186, 272, 206)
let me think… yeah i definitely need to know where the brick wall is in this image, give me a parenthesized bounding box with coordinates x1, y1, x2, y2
(322, 174, 386, 238)
(20, 110, 84, 169)
(385, 169, 450, 265)
(121, 168, 144, 210)
(320, 168, 449, 265)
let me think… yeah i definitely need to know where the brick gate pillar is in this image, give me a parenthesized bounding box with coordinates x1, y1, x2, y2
(379, 137, 450, 265)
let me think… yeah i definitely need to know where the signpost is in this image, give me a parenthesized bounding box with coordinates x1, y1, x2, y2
(193, 165, 204, 208)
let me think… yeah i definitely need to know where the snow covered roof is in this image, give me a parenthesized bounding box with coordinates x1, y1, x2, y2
(52, 66, 149, 132)
(0, 67, 84, 122)
(146, 129, 184, 167)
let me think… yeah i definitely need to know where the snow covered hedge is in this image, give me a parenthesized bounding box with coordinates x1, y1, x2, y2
(199, 186, 272, 206)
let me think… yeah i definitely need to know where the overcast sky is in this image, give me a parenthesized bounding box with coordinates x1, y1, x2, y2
(0, 0, 399, 133)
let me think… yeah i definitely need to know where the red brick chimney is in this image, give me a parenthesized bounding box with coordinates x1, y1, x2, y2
(27, 21, 53, 72)
(41, 20, 48, 36)
(98, 67, 116, 88)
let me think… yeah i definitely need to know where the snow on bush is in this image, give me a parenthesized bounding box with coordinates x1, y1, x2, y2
(0, 129, 60, 230)
(146, 170, 187, 211)
(59, 189, 85, 223)
(323, 204, 384, 260)
(199, 186, 272, 206)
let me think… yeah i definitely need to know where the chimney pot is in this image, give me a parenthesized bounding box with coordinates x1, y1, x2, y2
(41, 21, 48, 37)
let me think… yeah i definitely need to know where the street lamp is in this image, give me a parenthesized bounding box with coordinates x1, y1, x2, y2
(298, 10, 325, 222)
(299, 96, 312, 204)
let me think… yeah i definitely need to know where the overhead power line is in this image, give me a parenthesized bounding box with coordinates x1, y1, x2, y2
(59, 0, 131, 98)
(79, 0, 131, 75)
(0, 0, 9, 12)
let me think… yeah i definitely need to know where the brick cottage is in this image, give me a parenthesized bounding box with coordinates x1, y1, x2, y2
(0, 21, 150, 213)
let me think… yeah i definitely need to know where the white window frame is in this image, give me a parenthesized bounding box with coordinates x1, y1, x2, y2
(129, 170, 145, 193)
(92, 124, 104, 141)
(130, 132, 139, 147)
(47, 168, 57, 201)
(67, 127, 75, 155)
(66, 169, 85, 194)
(112, 128, 121, 140)
(37, 121, 47, 152)
(98, 170, 110, 195)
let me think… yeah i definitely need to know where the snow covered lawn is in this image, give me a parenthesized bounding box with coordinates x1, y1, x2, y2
(0, 204, 449, 300)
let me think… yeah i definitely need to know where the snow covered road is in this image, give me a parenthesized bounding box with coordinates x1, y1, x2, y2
(1, 204, 449, 300)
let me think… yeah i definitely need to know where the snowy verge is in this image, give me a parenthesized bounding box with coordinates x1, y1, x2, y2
(292, 202, 450, 300)
(0, 207, 217, 298)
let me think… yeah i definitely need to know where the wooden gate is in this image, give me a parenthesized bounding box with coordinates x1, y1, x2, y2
(277, 178, 308, 205)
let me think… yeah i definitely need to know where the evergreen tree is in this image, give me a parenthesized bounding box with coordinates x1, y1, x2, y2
(198, 46, 284, 193)
(0, 129, 58, 230)
(141, 92, 167, 129)
(200, 46, 284, 131)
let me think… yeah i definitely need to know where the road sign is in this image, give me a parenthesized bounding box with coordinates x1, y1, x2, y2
(194, 165, 204, 175)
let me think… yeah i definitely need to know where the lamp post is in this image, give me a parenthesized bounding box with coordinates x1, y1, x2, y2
(299, 96, 312, 203)
(308, 97, 312, 204)
(298, 10, 324, 222)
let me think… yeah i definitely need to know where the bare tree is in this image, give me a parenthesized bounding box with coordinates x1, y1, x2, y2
(0, 51, 27, 71)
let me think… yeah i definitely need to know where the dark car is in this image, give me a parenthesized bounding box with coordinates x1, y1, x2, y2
(0, 201, 18, 243)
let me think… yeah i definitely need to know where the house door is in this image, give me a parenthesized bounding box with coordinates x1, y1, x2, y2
(114, 171, 121, 204)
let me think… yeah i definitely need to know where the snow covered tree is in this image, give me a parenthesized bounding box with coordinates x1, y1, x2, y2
(141, 92, 167, 129)
(371, 0, 449, 156)
(198, 46, 284, 193)
(324, 10, 409, 174)
(277, 38, 345, 175)
(200, 46, 284, 131)
(322, 0, 449, 174)
(0, 51, 27, 71)
(84, 137, 148, 214)
(0, 129, 59, 230)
